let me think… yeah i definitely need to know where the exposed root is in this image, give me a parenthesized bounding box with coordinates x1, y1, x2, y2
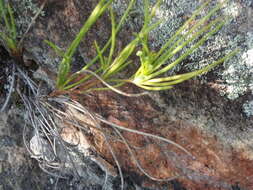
(50, 97, 194, 185)
(16, 68, 79, 180)
(47, 97, 124, 189)
(73, 69, 148, 97)
(14, 67, 194, 189)
(113, 127, 180, 181)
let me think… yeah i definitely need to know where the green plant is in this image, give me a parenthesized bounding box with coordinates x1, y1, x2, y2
(0, 0, 46, 113)
(0, 0, 21, 58)
(0, 0, 239, 189)
(46, 0, 237, 94)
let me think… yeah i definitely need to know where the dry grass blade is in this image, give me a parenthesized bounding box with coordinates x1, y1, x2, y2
(16, 67, 38, 94)
(56, 98, 125, 190)
(16, 68, 82, 179)
(113, 126, 180, 181)
(75, 70, 148, 97)
(55, 97, 194, 184)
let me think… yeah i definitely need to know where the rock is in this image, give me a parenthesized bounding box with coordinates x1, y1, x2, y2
(11, 0, 111, 72)
(1, 0, 253, 190)
(113, 0, 253, 115)
(29, 134, 56, 162)
(70, 85, 253, 190)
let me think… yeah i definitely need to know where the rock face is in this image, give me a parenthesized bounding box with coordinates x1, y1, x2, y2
(0, 0, 253, 190)
(13, 0, 111, 72)
(72, 84, 253, 190)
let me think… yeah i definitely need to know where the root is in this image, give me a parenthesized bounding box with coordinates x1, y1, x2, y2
(50, 97, 124, 190)
(16, 67, 193, 189)
(52, 97, 194, 185)
(72, 69, 148, 97)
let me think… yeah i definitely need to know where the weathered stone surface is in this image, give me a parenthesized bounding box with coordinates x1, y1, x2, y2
(1, 0, 253, 190)
(115, 0, 253, 115)
(13, 0, 111, 72)
(72, 83, 253, 190)
(11, 0, 253, 115)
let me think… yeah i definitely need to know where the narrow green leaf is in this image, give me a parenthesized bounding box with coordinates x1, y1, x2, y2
(63, 67, 103, 90)
(107, 60, 132, 78)
(150, 0, 162, 19)
(153, 17, 222, 73)
(103, 40, 138, 79)
(94, 40, 106, 69)
(66, 0, 113, 58)
(44, 40, 65, 57)
(138, 84, 173, 91)
(7, 4, 16, 39)
(148, 21, 225, 79)
(108, 7, 116, 65)
(141, 49, 238, 89)
(154, 0, 213, 60)
(57, 0, 113, 89)
(81, 0, 136, 72)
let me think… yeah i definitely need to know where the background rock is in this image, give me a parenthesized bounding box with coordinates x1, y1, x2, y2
(113, 0, 253, 115)
(0, 0, 253, 190)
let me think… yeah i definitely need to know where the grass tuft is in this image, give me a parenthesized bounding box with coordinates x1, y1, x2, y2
(48, 0, 238, 94)
(0, 0, 21, 58)
(0, 0, 239, 189)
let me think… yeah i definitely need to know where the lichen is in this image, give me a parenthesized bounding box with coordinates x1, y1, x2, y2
(222, 45, 253, 100)
(243, 100, 253, 117)
(11, 0, 45, 35)
(113, 0, 253, 109)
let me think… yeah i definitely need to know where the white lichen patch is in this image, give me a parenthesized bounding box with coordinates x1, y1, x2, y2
(113, 0, 253, 113)
(223, 1, 241, 18)
(243, 100, 253, 117)
(11, 0, 45, 35)
(244, 48, 253, 69)
(148, 0, 199, 49)
(222, 46, 253, 99)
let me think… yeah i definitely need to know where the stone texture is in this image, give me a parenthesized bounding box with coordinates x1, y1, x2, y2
(71, 83, 253, 190)
(113, 0, 253, 115)
(12, 0, 111, 72)
(0, 0, 253, 190)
